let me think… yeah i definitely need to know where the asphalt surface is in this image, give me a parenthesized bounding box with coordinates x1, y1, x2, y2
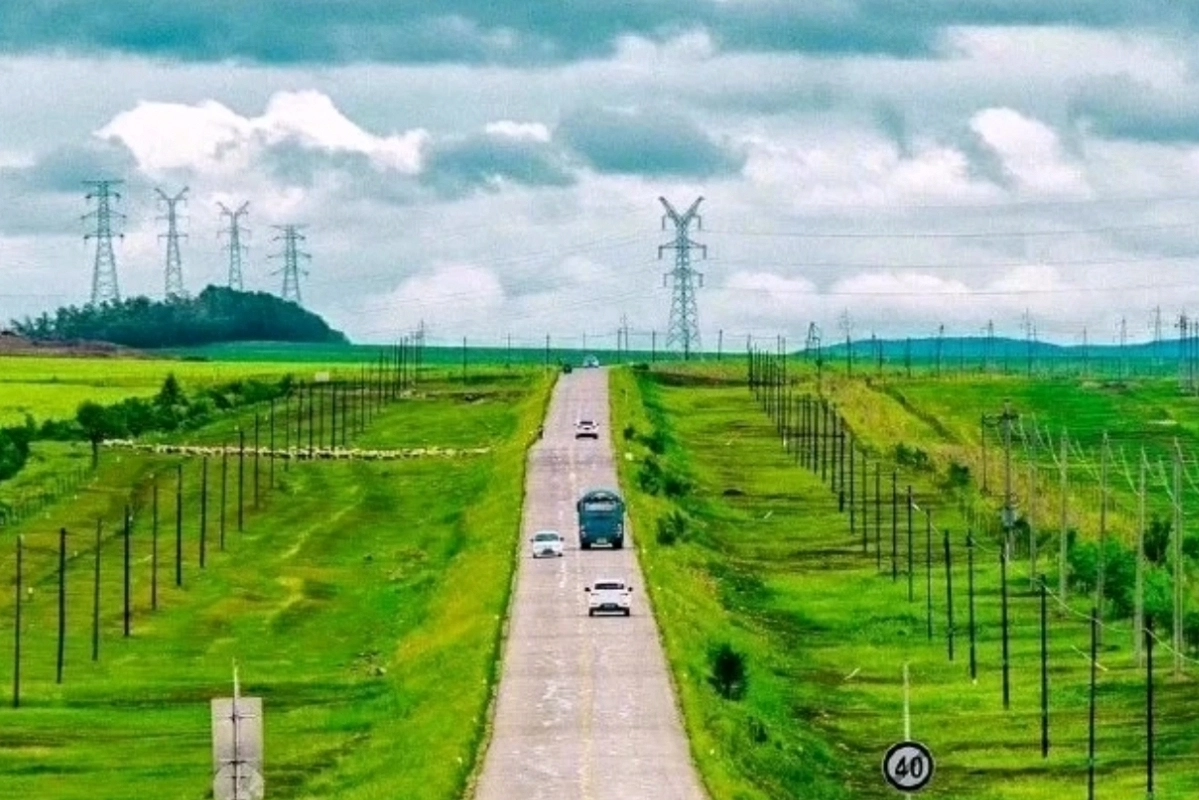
(473, 368, 707, 800)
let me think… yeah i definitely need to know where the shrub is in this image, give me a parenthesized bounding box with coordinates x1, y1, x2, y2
(622, 424, 637, 442)
(708, 643, 748, 700)
(895, 443, 932, 471)
(637, 457, 664, 495)
(946, 461, 970, 489)
(656, 510, 690, 546)
(641, 429, 668, 455)
(662, 471, 692, 498)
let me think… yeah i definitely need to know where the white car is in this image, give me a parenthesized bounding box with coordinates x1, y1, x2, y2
(530, 530, 564, 558)
(575, 419, 599, 439)
(585, 578, 633, 616)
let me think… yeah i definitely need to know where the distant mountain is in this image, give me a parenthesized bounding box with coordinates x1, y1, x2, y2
(811, 335, 1177, 363)
(11, 286, 347, 350)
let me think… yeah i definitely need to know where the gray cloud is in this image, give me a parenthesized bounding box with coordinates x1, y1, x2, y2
(0, 1, 1192, 65)
(558, 106, 745, 178)
(0, 140, 145, 235)
(421, 132, 577, 196)
(1068, 74, 1199, 142)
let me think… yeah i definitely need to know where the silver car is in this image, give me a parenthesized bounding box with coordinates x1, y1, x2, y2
(530, 530, 564, 558)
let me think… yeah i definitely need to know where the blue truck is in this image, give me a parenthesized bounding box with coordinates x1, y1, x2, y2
(577, 489, 625, 550)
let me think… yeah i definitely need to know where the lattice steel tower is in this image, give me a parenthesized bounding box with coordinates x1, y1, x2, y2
(270, 225, 310, 305)
(218, 201, 250, 291)
(156, 187, 189, 299)
(657, 196, 707, 359)
(83, 179, 125, 305)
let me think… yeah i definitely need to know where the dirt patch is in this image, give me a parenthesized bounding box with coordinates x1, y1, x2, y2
(0, 332, 146, 358)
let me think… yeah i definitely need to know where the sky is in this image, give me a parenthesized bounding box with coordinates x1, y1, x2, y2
(3, 3, 1199, 348)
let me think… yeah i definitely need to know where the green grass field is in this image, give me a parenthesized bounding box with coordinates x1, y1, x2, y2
(612, 367, 1199, 800)
(0, 365, 552, 799)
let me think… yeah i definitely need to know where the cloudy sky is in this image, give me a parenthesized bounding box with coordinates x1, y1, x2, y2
(4, 3, 1199, 348)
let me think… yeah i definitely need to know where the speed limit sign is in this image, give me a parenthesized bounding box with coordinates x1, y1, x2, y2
(882, 741, 934, 792)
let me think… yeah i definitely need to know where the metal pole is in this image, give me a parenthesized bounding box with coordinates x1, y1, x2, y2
(926, 509, 933, 640)
(1088, 608, 1098, 800)
(968, 531, 977, 681)
(892, 471, 899, 582)
(93, 521, 101, 661)
(907, 486, 914, 601)
(57, 527, 67, 683)
(123, 506, 131, 638)
(1001, 543, 1010, 709)
(13, 535, 22, 708)
(1146, 615, 1156, 798)
(944, 530, 954, 661)
(201, 456, 209, 568)
(175, 464, 183, 587)
(151, 480, 159, 610)
(238, 429, 245, 532)
(1040, 575, 1049, 758)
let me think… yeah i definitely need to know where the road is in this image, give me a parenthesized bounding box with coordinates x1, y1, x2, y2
(473, 368, 707, 800)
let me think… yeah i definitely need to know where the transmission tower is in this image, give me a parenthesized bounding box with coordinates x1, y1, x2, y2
(156, 187, 189, 299)
(83, 180, 125, 305)
(657, 196, 707, 359)
(270, 225, 310, 305)
(218, 202, 250, 291)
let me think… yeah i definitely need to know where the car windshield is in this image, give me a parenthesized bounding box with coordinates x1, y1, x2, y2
(533, 532, 560, 542)
(578, 420, 594, 426)
(593, 582, 624, 591)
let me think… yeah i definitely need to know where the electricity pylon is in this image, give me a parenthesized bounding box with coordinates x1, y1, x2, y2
(657, 196, 707, 359)
(218, 201, 250, 291)
(83, 179, 125, 305)
(270, 225, 310, 306)
(157, 187, 189, 299)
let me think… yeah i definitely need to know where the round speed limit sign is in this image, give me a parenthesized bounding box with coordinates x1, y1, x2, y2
(882, 741, 934, 793)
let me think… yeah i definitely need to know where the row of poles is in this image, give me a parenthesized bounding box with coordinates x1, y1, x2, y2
(5, 343, 421, 708)
(748, 347, 1181, 800)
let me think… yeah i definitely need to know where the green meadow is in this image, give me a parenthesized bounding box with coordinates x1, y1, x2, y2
(0, 359, 552, 799)
(612, 364, 1199, 800)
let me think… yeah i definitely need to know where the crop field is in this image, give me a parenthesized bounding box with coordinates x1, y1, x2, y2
(0, 359, 552, 799)
(611, 365, 1199, 800)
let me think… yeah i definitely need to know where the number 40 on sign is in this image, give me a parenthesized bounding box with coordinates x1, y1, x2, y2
(882, 740, 934, 793)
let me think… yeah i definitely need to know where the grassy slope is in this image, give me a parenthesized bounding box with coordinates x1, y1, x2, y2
(612, 368, 1199, 800)
(0, 371, 551, 799)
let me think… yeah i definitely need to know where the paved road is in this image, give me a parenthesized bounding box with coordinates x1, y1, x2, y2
(473, 368, 706, 800)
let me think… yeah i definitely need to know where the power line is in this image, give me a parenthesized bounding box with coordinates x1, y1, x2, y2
(156, 187, 189, 299)
(82, 179, 124, 305)
(270, 225, 310, 306)
(218, 202, 250, 292)
(658, 196, 707, 360)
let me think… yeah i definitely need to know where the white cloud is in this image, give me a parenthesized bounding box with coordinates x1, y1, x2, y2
(95, 90, 428, 178)
(969, 107, 1088, 196)
(483, 120, 552, 142)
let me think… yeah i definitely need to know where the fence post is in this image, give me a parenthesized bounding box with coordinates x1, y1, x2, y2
(220, 444, 228, 551)
(238, 428, 245, 532)
(13, 534, 22, 708)
(1146, 615, 1155, 796)
(925, 509, 933, 640)
(269, 398, 276, 488)
(254, 414, 260, 509)
(907, 486, 914, 601)
(123, 506, 131, 638)
(1087, 608, 1098, 800)
(944, 529, 954, 661)
(151, 479, 159, 611)
(201, 456, 209, 567)
(1040, 574, 1049, 758)
(891, 471, 899, 582)
(175, 464, 183, 587)
(93, 520, 101, 661)
(1001, 543, 1011, 710)
(57, 527, 67, 684)
(968, 531, 977, 681)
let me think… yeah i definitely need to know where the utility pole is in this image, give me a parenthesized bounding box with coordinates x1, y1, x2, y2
(156, 187, 189, 299)
(270, 225, 310, 306)
(936, 324, 944, 377)
(1153, 305, 1164, 373)
(1021, 309, 1035, 378)
(83, 179, 125, 305)
(218, 201, 250, 291)
(658, 196, 707, 360)
(1118, 316, 1128, 379)
(839, 310, 853, 376)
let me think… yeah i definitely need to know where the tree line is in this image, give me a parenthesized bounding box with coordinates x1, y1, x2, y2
(10, 286, 347, 349)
